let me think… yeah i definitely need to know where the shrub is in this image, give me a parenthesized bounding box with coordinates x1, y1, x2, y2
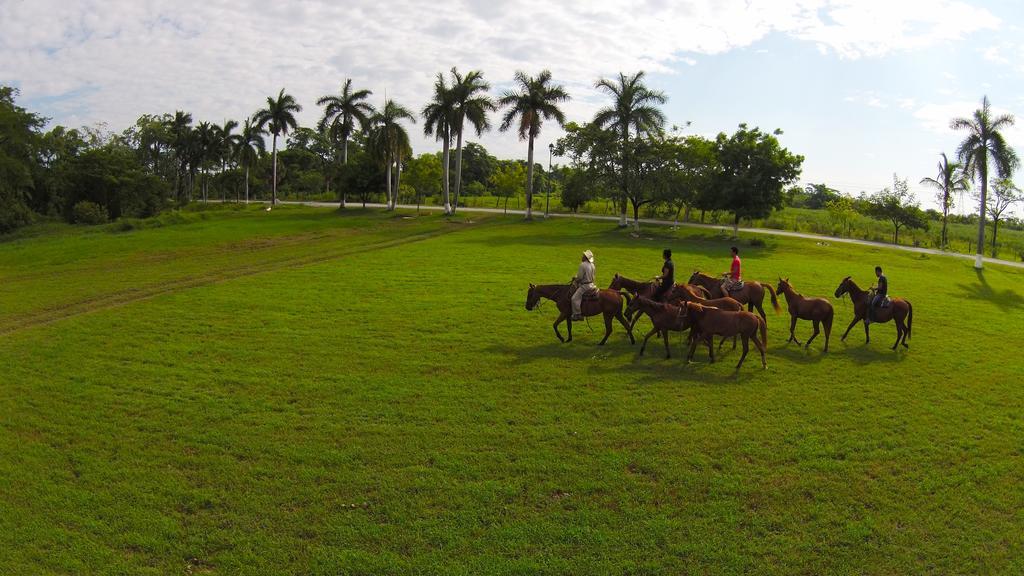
(72, 201, 109, 225)
(0, 191, 33, 233)
(749, 238, 766, 247)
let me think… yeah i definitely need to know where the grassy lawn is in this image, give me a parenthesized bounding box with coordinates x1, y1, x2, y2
(2, 205, 1023, 574)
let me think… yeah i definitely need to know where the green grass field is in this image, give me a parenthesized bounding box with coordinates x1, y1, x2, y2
(3, 205, 1023, 574)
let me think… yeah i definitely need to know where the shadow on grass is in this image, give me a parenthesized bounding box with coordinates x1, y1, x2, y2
(954, 269, 1024, 311)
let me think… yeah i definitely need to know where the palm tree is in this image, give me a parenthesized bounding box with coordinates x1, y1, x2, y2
(422, 73, 456, 214)
(254, 89, 302, 205)
(920, 152, 968, 250)
(450, 68, 496, 214)
(498, 70, 570, 220)
(593, 71, 667, 227)
(951, 96, 1019, 269)
(235, 117, 266, 204)
(369, 99, 416, 210)
(317, 79, 375, 207)
(166, 110, 193, 203)
(194, 121, 216, 202)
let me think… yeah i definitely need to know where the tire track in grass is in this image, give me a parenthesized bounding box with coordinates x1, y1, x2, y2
(0, 227, 457, 337)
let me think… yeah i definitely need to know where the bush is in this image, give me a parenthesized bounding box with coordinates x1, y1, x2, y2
(0, 191, 34, 233)
(72, 201, 109, 225)
(748, 238, 766, 247)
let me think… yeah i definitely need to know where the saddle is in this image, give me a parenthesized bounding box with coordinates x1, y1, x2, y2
(867, 294, 891, 308)
(726, 281, 745, 292)
(583, 289, 600, 301)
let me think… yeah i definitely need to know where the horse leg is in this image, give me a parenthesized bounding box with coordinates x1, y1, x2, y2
(900, 311, 910, 349)
(639, 327, 658, 355)
(707, 336, 715, 363)
(788, 315, 801, 345)
(863, 320, 870, 344)
(805, 320, 819, 349)
(755, 301, 767, 322)
(617, 310, 636, 344)
(663, 330, 671, 359)
(553, 314, 566, 343)
(736, 334, 749, 370)
(566, 316, 573, 342)
(718, 335, 728, 351)
(753, 333, 767, 369)
(841, 317, 859, 341)
(892, 320, 902, 351)
(823, 317, 832, 353)
(599, 312, 613, 346)
(686, 334, 699, 364)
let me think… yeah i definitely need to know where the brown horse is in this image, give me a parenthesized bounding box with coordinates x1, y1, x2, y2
(608, 273, 710, 326)
(666, 285, 744, 350)
(624, 296, 692, 358)
(684, 302, 767, 370)
(833, 276, 913, 350)
(775, 278, 834, 352)
(526, 283, 636, 345)
(687, 271, 780, 321)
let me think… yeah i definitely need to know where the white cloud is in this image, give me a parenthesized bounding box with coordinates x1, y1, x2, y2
(0, 0, 1004, 159)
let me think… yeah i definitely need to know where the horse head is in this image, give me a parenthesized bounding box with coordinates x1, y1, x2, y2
(688, 270, 703, 285)
(526, 283, 540, 310)
(776, 277, 791, 295)
(833, 276, 851, 298)
(608, 273, 622, 291)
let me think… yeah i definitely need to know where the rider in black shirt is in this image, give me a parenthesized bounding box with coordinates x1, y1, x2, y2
(868, 265, 887, 324)
(653, 249, 674, 301)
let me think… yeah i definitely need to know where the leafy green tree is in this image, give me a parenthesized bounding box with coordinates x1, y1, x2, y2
(560, 169, 592, 213)
(317, 79, 375, 207)
(0, 86, 43, 231)
(593, 71, 667, 227)
(920, 152, 969, 249)
(193, 121, 216, 202)
(661, 135, 716, 226)
(801, 183, 840, 209)
(866, 175, 928, 244)
(422, 73, 456, 214)
(712, 124, 804, 233)
(490, 161, 526, 213)
(951, 96, 1019, 268)
(459, 142, 497, 190)
(498, 70, 570, 220)
(254, 89, 302, 205)
(449, 68, 495, 214)
(403, 153, 443, 209)
(985, 178, 1022, 257)
(164, 110, 193, 203)
(825, 195, 857, 237)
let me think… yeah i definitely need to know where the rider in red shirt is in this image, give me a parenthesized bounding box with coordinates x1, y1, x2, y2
(722, 246, 741, 293)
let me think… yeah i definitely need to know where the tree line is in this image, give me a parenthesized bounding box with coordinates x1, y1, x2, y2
(1, 73, 1019, 265)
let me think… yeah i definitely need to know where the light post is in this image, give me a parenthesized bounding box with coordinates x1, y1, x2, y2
(546, 143, 554, 218)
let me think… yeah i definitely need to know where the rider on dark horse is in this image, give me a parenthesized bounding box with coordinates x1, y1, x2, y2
(721, 246, 741, 295)
(866, 265, 888, 325)
(652, 248, 674, 302)
(571, 250, 597, 320)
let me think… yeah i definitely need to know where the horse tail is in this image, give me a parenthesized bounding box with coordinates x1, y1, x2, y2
(766, 284, 781, 313)
(906, 301, 913, 340)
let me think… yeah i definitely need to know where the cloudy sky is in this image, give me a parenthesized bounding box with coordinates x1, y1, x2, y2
(3, 0, 1023, 212)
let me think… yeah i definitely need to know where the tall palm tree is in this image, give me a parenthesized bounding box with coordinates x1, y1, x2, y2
(422, 73, 456, 214)
(450, 68, 496, 214)
(165, 110, 193, 203)
(254, 89, 302, 205)
(317, 79, 375, 207)
(951, 96, 1018, 269)
(369, 99, 416, 210)
(235, 117, 266, 204)
(194, 121, 216, 202)
(920, 152, 968, 250)
(593, 71, 667, 227)
(498, 70, 570, 220)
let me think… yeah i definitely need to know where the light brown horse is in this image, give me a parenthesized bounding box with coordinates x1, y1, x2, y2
(624, 296, 692, 358)
(666, 285, 744, 350)
(526, 283, 635, 345)
(684, 302, 767, 370)
(687, 271, 780, 321)
(775, 278, 834, 352)
(833, 276, 913, 350)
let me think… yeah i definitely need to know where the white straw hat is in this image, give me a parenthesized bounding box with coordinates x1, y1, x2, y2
(583, 249, 594, 263)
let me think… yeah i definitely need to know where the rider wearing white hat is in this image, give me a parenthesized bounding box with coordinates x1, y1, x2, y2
(571, 250, 597, 320)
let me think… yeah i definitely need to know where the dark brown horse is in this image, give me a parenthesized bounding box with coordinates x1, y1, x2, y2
(526, 283, 635, 345)
(666, 285, 743, 350)
(687, 271, 780, 321)
(608, 273, 710, 326)
(833, 276, 913, 350)
(684, 302, 767, 370)
(624, 296, 692, 358)
(776, 278, 834, 352)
